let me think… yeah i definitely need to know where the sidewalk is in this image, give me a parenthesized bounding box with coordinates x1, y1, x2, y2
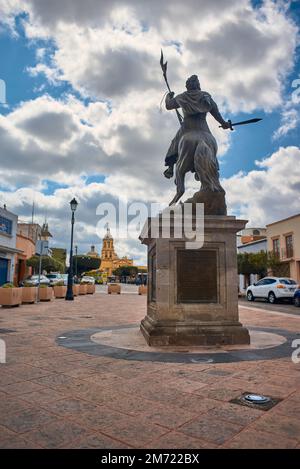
(0, 293, 300, 449)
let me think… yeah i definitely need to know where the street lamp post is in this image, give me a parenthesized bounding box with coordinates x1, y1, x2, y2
(65, 198, 78, 301)
(75, 245, 78, 280)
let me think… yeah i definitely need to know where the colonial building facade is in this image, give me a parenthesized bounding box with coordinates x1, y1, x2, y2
(0, 206, 21, 285)
(86, 227, 133, 277)
(266, 213, 300, 283)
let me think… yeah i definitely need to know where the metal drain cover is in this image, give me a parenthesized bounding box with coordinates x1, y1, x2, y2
(244, 394, 271, 404)
(230, 392, 281, 411)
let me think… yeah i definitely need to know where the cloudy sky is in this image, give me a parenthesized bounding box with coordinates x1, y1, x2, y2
(0, 0, 300, 263)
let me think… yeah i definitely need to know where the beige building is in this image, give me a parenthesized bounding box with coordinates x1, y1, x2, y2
(86, 245, 100, 258)
(86, 227, 133, 277)
(266, 213, 300, 282)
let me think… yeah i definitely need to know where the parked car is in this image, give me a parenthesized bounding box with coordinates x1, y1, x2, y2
(81, 276, 95, 285)
(294, 289, 300, 307)
(246, 277, 298, 304)
(61, 274, 68, 286)
(20, 275, 50, 287)
(46, 273, 63, 286)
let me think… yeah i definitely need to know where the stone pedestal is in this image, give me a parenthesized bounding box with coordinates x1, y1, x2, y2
(140, 213, 250, 346)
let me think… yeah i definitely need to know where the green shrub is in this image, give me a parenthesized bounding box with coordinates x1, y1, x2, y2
(23, 282, 35, 287)
(39, 284, 48, 289)
(54, 281, 65, 287)
(2, 283, 15, 288)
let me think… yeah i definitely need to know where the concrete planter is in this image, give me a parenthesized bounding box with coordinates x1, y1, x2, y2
(22, 287, 37, 304)
(39, 287, 53, 302)
(86, 284, 95, 294)
(53, 285, 67, 298)
(79, 284, 87, 295)
(138, 285, 147, 296)
(108, 283, 121, 294)
(73, 284, 80, 296)
(0, 287, 23, 307)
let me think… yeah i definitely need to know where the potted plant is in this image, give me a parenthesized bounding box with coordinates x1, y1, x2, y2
(0, 283, 23, 307)
(107, 283, 121, 294)
(22, 283, 37, 304)
(86, 283, 95, 294)
(53, 281, 67, 298)
(138, 285, 147, 295)
(73, 284, 80, 296)
(79, 282, 87, 295)
(38, 284, 53, 301)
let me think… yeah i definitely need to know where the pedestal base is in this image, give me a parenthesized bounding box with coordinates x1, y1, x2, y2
(141, 316, 250, 346)
(140, 214, 250, 347)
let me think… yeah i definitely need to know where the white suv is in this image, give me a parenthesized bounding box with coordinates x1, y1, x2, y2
(246, 277, 298, 304)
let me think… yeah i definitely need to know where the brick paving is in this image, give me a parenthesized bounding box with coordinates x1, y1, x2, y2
(0, 292, 300, 449)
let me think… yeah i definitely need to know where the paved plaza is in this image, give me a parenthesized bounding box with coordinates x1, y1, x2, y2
(1, 291, 300, 449)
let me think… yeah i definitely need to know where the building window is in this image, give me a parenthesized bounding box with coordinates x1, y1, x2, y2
(285, 234, 294, 258)
(272, 238, 280, 258)
(0, 216, 12, 235)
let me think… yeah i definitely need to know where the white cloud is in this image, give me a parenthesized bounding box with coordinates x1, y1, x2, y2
(0, 0, 24, 34)
(273, 107, 299, 139)
(223, 146, 300, 226)
(16, 0, 297, 114)
(0, 0, 300, 262)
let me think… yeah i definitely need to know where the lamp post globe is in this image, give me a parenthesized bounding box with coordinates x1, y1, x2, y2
(70, 198, 78, 212)
(65, 198, 78, 301)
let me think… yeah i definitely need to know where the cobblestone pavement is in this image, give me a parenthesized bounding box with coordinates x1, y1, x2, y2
(0, 293, 300, 449)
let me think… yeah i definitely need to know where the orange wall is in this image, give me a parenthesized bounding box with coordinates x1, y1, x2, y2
(241, 235, 266, 245)
(16, 234, 35, 258)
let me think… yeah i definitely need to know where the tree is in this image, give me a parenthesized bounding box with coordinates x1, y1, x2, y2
(267, 252, 289, 277)
(51, 248, 67, 271)
(26, 255, 64, 274)
(238, 251, 267, 289)
(71, 256, 101, 276)
(237, 251, 283, 279)
(112, 265, 138, 278)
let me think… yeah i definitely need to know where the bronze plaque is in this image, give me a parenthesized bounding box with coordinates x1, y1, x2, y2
(177, 249, 218, 303)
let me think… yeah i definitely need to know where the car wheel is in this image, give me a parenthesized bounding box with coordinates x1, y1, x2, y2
(268, 292, 276, 304)
(247, 291, 254, 302)
(294, 297, 300, 307)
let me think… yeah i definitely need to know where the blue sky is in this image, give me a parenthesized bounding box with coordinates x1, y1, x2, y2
(1, 4, 299, 181)
(0, 0, 299, 260)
